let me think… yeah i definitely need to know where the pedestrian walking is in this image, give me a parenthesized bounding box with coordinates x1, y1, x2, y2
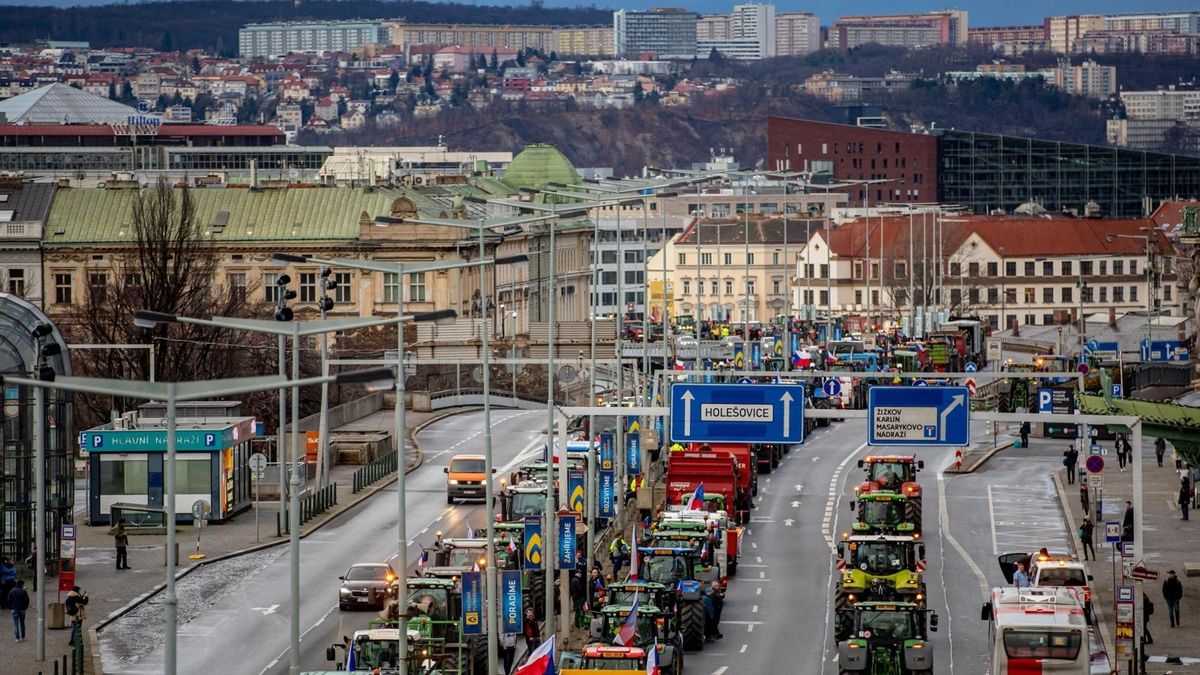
(1163, 570, 1184, 627)
(707, 581, 725, 639)
(570, 570, 587, 629)
(521, 607, 541, 652)
(1080, 477, 1090, 516)
(1117, 436, 1129, 471)
(1144, 592, 1155, 645)
(108, 518, 131, 570)
(65, 585, 88, 646)
(1079, 517, 1096, 561)
(498, 631, 517, 674)
(1176, 448, 1185, 471)
(1013, 562, 1031, 589)
(8, 579, 28, 641)
(1122, 500, 1135, 543)
(1064, 446, 1079, 485)
(1182, 477, 1194, 521)
(1156, 437, 1167, 467)
(0, 558, 15, 610)
(1020, 421, 1030, 448)
(701, 587, 717, 642)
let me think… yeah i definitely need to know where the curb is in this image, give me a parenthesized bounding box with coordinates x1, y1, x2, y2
(944, 440, 1014, 474)
(92, 407, 477, 638)
(1052, 468, 1117, 670)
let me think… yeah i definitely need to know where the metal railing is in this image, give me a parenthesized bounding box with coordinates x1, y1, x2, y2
(352, 450, 398, 493)
(299, 483, 337, 525)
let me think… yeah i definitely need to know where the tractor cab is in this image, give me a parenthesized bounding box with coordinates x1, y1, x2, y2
(601, 581, 672, 613)
(857, 456, 923, 498)
(561, 645, 648, 672)
(836, 602, 938, 673)
(499, 480, 548, 522)
(835, 533, 928, 624)
(586, 606, 683, 674)
(849, 492, 920, 535)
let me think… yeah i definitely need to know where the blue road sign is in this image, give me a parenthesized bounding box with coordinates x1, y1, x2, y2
(500, 570, 523, 634)
(598, 470, 616, 518)
(461, 571, 483, 634)
(822, 379, 841, 397)
(913, 380, 928, 387)
(736, 377, 753, 384)
(1105, 521, 1121, 543)
(1112, 383, 1123, 399)
(670, 382, 806, 444)
(868, 386, 969, 447)
(626, 432, 641, 476)
(557, 512, 576, 570)
(964, 362, 977, 373)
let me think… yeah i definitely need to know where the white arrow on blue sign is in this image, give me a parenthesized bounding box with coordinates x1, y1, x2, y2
(822, 379, 841, 397)
(868, 386, 970, 447)
(964, 362, 977, 373)
(670, 382, 805, 444)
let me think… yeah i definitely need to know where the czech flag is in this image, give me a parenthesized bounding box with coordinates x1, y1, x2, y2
(646, 639, 660, 675)
(614, 590, 640, 646)
(417, 548, 428, 568)
(516, 634, 556, 675)
(686, 483, 705, 511)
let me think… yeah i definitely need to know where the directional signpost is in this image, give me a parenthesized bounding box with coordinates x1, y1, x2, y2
(670, 382, 806, 444)
(822, 379, 841, 397)
(868, 386, 969, 446)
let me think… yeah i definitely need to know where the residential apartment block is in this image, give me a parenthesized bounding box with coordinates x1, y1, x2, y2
(775, 13, 821, 56)
(831, 11, 968, 50)
(238, 20, 384, 58)
(803, 70, 918, 104)
(614, 8, 699, 59)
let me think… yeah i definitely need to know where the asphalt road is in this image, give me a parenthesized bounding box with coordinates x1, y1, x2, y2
(101, 408, 546, 675)
(682, 421, 1063, 675)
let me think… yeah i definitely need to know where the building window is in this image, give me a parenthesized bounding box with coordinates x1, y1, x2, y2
(772, 279, 781, 295)
(747, 253, 755, 265)
(969, 288, 980, 304)
(1099, 261, 1107, 275)
(711, 280, 719, 295)
(1005, 261, 1017, 276)
(854, 261, 863, 279)
(88, 272, 108, 303)
(701, 253, 713, 265)
(1042, 313, 1055, 325)
(1025, 313, 1037, 326)
(1043, 261, 1053, 276)
(602, 250, 617, 264)
(747, 279, 756, 295)
(300, 272, 317, 303)
(333, 272, 351, 304)
(987, 314, 998, 329)
(1024, 261, 1035, 276)
(892, 261, 906, 279)
(855, 290, 863, 305)
(820, 264, 829, 277)
(1081, 286, 1094, 303)
(1130, 286, 1138, 302)
(1099, 286, 1107, 303)
(624, 250, 642, 264)
(772, 251, 780, 265)
(408, 272, 427, 302)
(1043, 287, 1053, 303)
(678, 253, 687, 266)
(264, 272, 280, 302)
(1006, 288, 1017, 304)
(1113, 260, 1124, 275)
(1062, 261, 1072, 276)
(987, 288, 998, 304)
(723, 253, 732, 266)
(1164, 284, 1172, 301)
(1113, 286, 1124, 302)
(1024, 288, 1035, 304)
(624, 270, 642, 285)
(228, 272, 247, 303)
(871, 290, 879, 305)
(7, 268, 25, 296)
(969, 262, 980, 277)
(819, 290, 829, 305)
(951, 288, 962, 306)
(949, 262, 961, 276)
(724, 280, 733, 294)
(682, 280, 691, 296)
(1129, 260, 1137, 275)
(1081, 261, 1093, 276)
(1061, 287, 1072, 303)
(53, 272, 72, 305)
(383, 272, 400, 302)
(987, 262, 998, 276)
(602, 271, 617, 285)
(870, 263, 879, 280)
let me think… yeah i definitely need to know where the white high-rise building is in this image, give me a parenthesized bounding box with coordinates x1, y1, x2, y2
(776, 12, 821, 56)
(732, 3, 777, 58)
(696, 2, 780, 60)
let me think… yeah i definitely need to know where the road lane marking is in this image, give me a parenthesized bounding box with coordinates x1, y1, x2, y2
(755, 556, 762, 563)
(823, 442, 868, 552)
(751, 605, 759, 613)
(721, 620, 763, 625)
(938, 462, 990, 675)
(755, 587, 762, 595)
(740, 644, 748, 653)
(259, 602, 338, 675)
(747, 624, 754, 632)
(713, 668, 728, 675)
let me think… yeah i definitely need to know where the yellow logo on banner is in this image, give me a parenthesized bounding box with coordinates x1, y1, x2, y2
(465, 613, 480, 625)
(525, 533, 543, 565)
(735, 351, 745, 369)
(570, 484, 585, 513)
(628, 419, 640, 433)
(774, 340, 784, 356)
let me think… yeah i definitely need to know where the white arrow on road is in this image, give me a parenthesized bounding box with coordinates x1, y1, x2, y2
(938, 394, 965, 442)
(783, 518, 795, 527)
(791, 501, 801, 508)
(681, 390, 695, 435)
(251, 605, 279, 616)
(780, 391, 794, 437)
(794, 484, 803, 492)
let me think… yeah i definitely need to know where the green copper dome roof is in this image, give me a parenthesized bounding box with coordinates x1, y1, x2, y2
(501, 144, 580, 192)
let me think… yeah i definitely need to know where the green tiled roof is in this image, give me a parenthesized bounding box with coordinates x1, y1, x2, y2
(44, 186, 443, 245)
(501, 144, 580, 192)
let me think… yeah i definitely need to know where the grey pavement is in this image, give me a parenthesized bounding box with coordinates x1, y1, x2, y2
(6, 406, 471, 675)
(1055, 436, 1200, 673)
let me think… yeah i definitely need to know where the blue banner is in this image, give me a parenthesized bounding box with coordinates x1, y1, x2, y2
(654, 416, 664, 445)
(751, 341, 762, 368)
(568, 470, 585, 514)
(791, 333, 799, 355)
(557, 513, 576, 571)
(599, 432, 614, 471)
(523, 516, 543, 570)
(703, 358, 714, 383)
(599, 470, 616, 518)
(626, 432, 641, 476)
(461, 571, 483, 635)
(500, 570, 523, 634)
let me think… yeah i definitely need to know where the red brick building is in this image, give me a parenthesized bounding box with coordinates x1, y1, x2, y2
(766, 117, 938, 207)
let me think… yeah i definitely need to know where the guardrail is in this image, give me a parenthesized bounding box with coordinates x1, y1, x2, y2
(353, 450, 398, 493)
(299, 483, 337, 525)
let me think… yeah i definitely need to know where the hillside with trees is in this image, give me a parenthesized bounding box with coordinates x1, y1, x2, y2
(0, 0, 612, 54)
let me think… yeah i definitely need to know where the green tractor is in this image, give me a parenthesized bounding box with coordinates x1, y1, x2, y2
(498, 480, 548, 522)
(636, 546, 714, 651)
(848, 492, 920, 535)
(836, 601, 938, 675)
(834, 534, 927, 640)
(372, 577, 485, 675)
(586, 602, 684, 675)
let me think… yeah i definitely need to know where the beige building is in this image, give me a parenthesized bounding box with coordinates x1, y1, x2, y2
(553, 26, 616, 56)
(776, 12, 821, 56)
(1045, 14, 1104, 53)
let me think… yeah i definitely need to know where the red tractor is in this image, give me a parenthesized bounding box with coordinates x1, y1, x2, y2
(855, 455, 924, 527)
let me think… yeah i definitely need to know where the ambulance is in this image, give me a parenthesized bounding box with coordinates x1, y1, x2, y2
(980, 587, 1089, 674)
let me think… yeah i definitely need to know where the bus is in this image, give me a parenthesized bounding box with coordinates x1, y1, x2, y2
(981, 586, 1089, 674)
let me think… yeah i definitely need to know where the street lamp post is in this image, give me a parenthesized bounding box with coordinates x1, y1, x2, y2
(5, 368, 396, 675)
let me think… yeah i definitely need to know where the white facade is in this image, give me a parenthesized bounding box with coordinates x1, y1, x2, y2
(1120, 88, 1200, 120)
(732, 3, 776, 58)
(776, 13, 821, 56)
(590, 214, 681, 319)
(238, 20, 383, 58)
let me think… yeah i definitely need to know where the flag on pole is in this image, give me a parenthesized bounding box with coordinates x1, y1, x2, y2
(646, 639, 660, 675)
(614, 591, 640, 646)
(466, 522, 475, 539)
(516, 634, 556, 675)
(629, 525, 639, 581)
(417, 548, 428, 568)
(685, 482, 705, 510)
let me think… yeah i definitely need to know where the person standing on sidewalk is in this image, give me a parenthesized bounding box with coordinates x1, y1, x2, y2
(8, 579, 28, 641)
(1121, 500, 1135, 543)
(1163, 570, 1184, 627)
(521, 607, 541, 652)
(1079, 516, 1096, 561)
(1063, 446, 1079, 485)
(65, 586, 88, 646)
(108, 518, 131, 570)
(1116, 435, 1129, 471)
(498, 631, 517, 674)
(1155, 437, 1167, 467)
(1181, 477, 1194, 521)
(1143, 592, 1155, 644)
(1020, 421, 1030, 448)
(1080, 477, 1090, 516)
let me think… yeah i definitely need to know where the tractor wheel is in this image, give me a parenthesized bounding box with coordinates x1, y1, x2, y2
(908, 497, 923, 532)
(442, 651, 461, 675)
(760, 460, 772, 475)
(680, 600, 706, 651)
(728, 558, 738, 576)
(529, 574, 547, 621)
(833, 585, 854, 641)
(468, 634, 488, 675)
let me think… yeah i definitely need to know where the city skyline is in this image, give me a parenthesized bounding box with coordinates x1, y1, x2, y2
(2, 0, 1200, 28)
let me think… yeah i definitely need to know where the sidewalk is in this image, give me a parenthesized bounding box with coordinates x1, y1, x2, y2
(1054, 440, 1200, 673)
(7, 406, 472, 675)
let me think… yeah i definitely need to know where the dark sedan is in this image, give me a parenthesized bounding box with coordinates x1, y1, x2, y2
(337, 563, 396, 610)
